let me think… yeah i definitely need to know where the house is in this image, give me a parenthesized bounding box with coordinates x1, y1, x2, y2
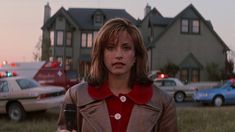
(140, 4, 229, 82)
(41, 3, 137, 78)
(41, 3, 229, 82)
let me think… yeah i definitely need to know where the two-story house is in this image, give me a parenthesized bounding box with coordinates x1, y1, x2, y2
(140, 4, 229, 82)
(41, 3, 137, 78)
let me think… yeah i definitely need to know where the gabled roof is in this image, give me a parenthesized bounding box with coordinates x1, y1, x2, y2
(148, 4, 229, 51)
(149, 16, 173, 27)
(42, 7, 79, 30)
(179, 53, 203, 69)
(68, 8, 137, 30)
(141, 7, 163, 26)
(42, 7, 137, 31)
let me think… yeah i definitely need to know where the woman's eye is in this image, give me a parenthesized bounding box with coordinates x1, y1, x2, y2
(123, 46, 131, 50)
(106, 46, 114, 50)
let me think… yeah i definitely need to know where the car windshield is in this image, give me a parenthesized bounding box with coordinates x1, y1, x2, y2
(172, 79, 184, 86)
(16, 78, 40, 89)
(214, 81, 231, 89)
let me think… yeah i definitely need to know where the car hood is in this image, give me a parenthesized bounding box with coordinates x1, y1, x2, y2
(196, 87, 222, 93)
(28, 86, 65, 94)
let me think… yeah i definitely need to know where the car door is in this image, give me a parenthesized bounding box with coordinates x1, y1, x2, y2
(0, 80, 10, 112)
(225, 83, 235, 104)
(154, 79, 176, 96)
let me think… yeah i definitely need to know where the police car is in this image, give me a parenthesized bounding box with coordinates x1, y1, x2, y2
(0, 71, 65, 121)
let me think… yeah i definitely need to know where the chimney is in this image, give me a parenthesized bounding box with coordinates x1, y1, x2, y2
(145, 3, 151, 16)
(43, 2, 51, 24)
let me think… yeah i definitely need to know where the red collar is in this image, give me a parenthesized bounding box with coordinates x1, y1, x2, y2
(88, 81, 153, 104)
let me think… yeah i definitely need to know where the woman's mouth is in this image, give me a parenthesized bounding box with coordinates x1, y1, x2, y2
(112, 62, 125, 67)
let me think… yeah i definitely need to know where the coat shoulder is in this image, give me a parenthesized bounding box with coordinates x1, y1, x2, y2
(149, 85, 174, 108)
(65, 82, 95, 107)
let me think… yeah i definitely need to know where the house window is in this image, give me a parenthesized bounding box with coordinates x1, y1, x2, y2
(87, 33, 92, 48)
(181, 19, 189, 33)
(50, 31, 54, 46)
(65, 57, 72, 71)
(81, 33, 87, 47)
(192, 20, 200, 33)
(57, 31, 64, 46)
(81, 32, 94, 48)
(95, 15, 102, 23)
(94, 15, 103, 25)
(180, 69, 189, 83)
(192, 69, 200, 82)
(181, 19, 200, 34)
(93, 31, 98, 44)
(66, 32, 72, 46)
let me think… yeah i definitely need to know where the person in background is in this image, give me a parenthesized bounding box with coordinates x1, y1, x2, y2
(57, 18, 178, 132)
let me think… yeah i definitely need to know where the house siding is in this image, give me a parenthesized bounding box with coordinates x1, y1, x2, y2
(152, 18, 226, 81)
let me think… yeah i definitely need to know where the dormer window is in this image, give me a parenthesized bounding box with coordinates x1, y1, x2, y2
(94, 14, 103, 26)
(192, 20, 200, 33)
(181, 19, 189, 33)
(95, 15, 102, 24)
(93, 10, 104, 26)
(181, 18, 200, 34)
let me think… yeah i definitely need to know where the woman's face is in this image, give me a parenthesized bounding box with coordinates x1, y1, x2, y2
(104, 30, 136, 77)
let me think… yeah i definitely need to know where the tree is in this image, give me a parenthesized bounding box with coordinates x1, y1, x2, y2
(225, 59, 235, 79)
(205, 63, 221, 81)
(33, 36, 42, 61)
(41, 37, 51, 61)
(161, 62, 179, 77)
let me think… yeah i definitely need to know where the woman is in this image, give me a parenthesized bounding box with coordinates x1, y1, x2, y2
(57, 18, 178, 132)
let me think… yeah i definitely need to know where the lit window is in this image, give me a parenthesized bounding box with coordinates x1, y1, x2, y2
(66, 32, 72, 46)
(192, 69, 200, 82)
(192, 20, 200, 33)
(65, 57, 72, 71)
(50, 31, 54, 46)
(93, 31, 98, 44)
(81, 32, 94, 48)
(87, 33, 92, 48)
(81, 33, 87, 47)
(181, 19, 189, 33)
(180, 69, 188, 83)
(57, 31, 64, 45)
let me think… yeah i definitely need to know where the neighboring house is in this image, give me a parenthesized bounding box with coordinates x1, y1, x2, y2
(41, 3, 137, 77)
(140, 4, 230, 82)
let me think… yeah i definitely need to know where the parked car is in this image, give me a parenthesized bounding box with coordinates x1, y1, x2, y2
(193, 80, 235, 107)
(187, 81, 219, 90)
(0, 76, 65, 121)
(148, 70, 168, 80)
(154, 78, 195, 102)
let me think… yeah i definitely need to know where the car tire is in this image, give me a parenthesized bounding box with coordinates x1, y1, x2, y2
(174, 92, 185, 103)
(213, 96, 223, 107)
(8, 102, 26, 121)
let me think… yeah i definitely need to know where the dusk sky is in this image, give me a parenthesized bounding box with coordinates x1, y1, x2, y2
(0, 0, 235, 63)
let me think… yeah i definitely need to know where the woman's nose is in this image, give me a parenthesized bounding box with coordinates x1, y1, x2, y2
(115, 48, 123, 59)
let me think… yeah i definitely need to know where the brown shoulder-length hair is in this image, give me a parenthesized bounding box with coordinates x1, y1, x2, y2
(87, 18, 152, 86)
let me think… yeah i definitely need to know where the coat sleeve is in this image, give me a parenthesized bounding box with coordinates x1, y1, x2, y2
(156, 97, 178, 132)
(57, 87, 77, 131)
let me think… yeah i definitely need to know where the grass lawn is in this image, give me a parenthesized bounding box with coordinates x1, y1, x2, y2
(177, 106, 235, 132)
(1, 106, 235, 132)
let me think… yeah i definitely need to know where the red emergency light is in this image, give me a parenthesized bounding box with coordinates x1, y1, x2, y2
(0, 71, 17, 78)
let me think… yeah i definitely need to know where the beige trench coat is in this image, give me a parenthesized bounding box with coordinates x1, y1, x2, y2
(57, 83, 178, 132)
